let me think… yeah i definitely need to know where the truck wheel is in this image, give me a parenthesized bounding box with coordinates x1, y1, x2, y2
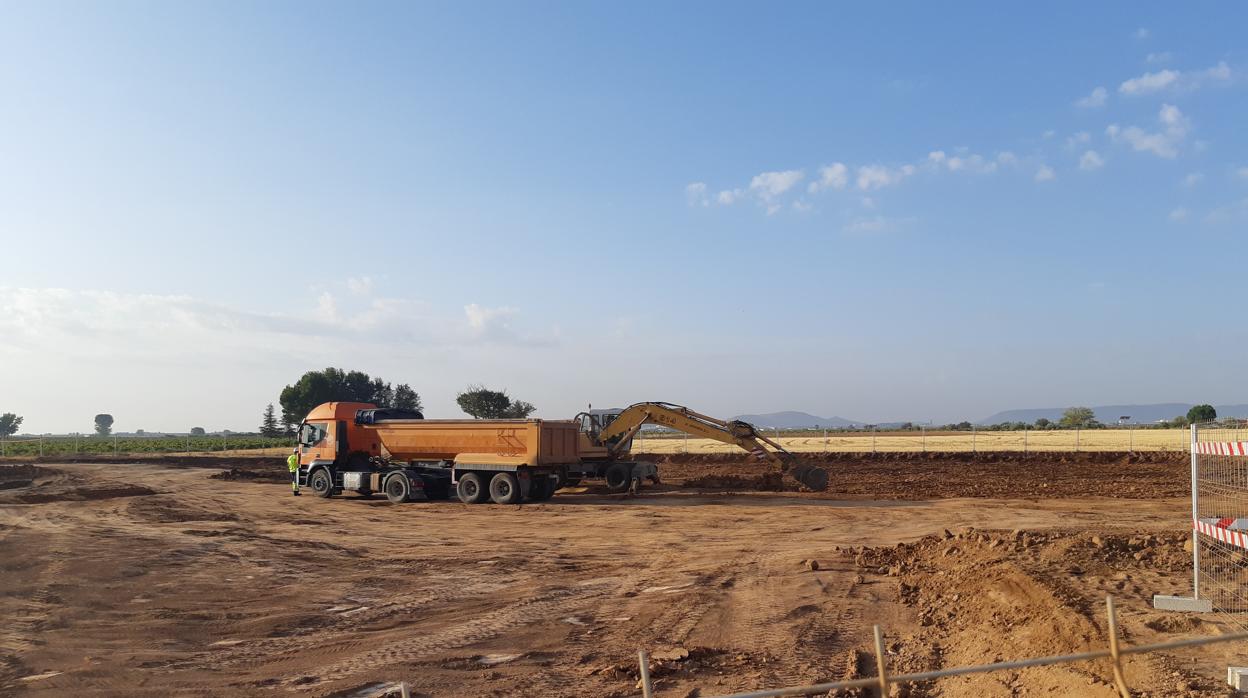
(488, 472, 522, 504)
(384, 473, 411, 504)
(457, 472, 487, 504)
(605, 463, 631, 492)
(309, 469, 334, 498)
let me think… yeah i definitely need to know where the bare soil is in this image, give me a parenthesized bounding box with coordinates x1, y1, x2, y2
(0, 454, 1235, 697)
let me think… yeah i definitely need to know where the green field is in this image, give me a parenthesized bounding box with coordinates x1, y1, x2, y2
(0, 435, 295, 457)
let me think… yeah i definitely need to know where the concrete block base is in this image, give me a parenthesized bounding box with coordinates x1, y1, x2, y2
(1152, 594, 1213, 612)
(1228, 666, 1248, 691)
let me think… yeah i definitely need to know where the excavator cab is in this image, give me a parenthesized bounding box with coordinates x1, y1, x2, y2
(574, 408, 631, 461)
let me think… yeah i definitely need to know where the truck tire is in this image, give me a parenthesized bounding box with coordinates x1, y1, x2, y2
(457, 472, 487, 504)
(309, 468, 334, 498)
(605, 463, 631, 492)
(488, 472, 522, 505)
(384, 473, 411, 504)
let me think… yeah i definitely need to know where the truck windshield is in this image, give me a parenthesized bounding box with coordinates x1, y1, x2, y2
(299, 422, 328, 447)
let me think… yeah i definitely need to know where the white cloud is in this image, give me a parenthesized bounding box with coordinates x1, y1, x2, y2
(1079, 150, 1104, 171)
(750, 170, 804, 200)
(1034, 165, 1056, 182)
(1206, 61, 1232, 80)
(1075, 86, 1108, 108)
(1183, 172, 1204, 187)
(1168, 207, 1189, 222)
(1118, 62, 1232, 95)
(856, 164, 915, 191)
(996, 151, 1017, 165)
(685, 181, 709, 207)
(1204, 198, 1248, 225)
(1135, 27, 1150, 39)
(1119, 69, 1179, 95)
(1106, 103, 1189, 158)
(1064, 131, 1091, 150)
(1236, 167, 1248, 180)
(1146, 52, 1172, 64)
(715, 189, 743, 205)
(346, 276, 374, 295)
(807, 163, 849, 193)
(842, 215, 916, 234)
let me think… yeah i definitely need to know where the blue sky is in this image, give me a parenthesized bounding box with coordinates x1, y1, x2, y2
(2, 2, 1247, 433)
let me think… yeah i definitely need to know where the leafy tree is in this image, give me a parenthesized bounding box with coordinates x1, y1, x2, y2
(259, 403, 282, 437)
(1059, 407, 1096, 429)
(503, 400, 536, 419)
(456, 385, 536, 419)
(1187, 404, 1217, 424)
(279, 368, 418, 424)
(94, 413, 114, 437)
(1169, 415, 1189, 428)
(393, 384, 423, 412)
(190, 427, 206, 436)
(0, 413, 22, 437)
(1033, 418, 1051, 429)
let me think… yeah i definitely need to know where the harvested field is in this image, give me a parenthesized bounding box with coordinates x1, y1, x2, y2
(0, 455, 1233, 697)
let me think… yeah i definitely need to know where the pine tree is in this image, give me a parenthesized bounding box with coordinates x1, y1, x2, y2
(260, 403, 281, 437)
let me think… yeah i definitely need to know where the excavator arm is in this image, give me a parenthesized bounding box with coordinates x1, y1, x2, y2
(597, 402, 829, 491)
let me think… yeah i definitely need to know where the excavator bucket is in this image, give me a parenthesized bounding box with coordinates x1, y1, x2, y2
(788, 462, 829, 491)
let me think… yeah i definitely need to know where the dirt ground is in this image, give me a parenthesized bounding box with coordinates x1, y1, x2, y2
(0, 453, 1240, 697)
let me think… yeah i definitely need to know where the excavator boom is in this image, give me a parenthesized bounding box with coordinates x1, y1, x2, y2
(597, 402, 829, 491)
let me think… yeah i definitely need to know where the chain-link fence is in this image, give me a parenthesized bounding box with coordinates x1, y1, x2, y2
(1194, 420, 1248, 622)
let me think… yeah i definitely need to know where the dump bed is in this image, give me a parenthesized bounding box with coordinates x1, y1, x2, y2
(365, 419, 581, 466)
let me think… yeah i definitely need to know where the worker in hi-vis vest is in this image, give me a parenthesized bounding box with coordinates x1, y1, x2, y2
(287, 448, 300, 496)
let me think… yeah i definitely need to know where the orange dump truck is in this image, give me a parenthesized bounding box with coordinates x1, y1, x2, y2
(296, 401, 580, 504)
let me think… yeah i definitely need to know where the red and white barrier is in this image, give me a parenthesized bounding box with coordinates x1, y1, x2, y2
(1195, 441, 1248, 456)
(1195, 517, 1248, 550)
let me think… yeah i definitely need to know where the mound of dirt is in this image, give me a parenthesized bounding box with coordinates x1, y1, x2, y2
(837, 528, 1226, 696)
(646, 451, 1189, 499)
(210, 466, 289, 484)
(126, 496, 241, 523)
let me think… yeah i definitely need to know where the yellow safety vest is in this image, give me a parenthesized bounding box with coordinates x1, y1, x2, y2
(287, 453, 299, 472)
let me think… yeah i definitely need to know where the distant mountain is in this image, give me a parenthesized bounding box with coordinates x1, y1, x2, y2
(978, 403, 1248, 425)
(733, 411, 860, 429)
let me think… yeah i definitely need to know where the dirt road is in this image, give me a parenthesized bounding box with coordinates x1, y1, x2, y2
(0, 456, 1235, 697)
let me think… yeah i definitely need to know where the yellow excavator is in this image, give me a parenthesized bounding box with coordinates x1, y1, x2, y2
(570, 402, 829, 492)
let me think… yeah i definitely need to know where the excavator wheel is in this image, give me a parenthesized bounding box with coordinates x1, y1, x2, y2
(457, 473, 488, 504)
(604, 463, 632, 492)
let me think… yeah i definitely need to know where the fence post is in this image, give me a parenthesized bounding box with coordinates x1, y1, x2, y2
(823, 429, 827, 454)
(1129, 427, 1133, 453)
(1104, 596, 1130, 697)
(871, 625, 890, 697)
(1023, 426, 1028, 456)
(871, 426, 876, 454)
(1076, 428, 1080, 452)
(637, 650, 654, 698)
(1190, 423, 1200, 599)
(186, 434, 190, 453)
(922, 425, 926, 453)
(39, 436, 44, 458)
(114, 435, 118, 456)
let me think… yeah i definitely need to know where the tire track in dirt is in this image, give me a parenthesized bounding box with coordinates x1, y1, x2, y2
(174, 580, 512, 671)
(304, 582, 615, 687)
